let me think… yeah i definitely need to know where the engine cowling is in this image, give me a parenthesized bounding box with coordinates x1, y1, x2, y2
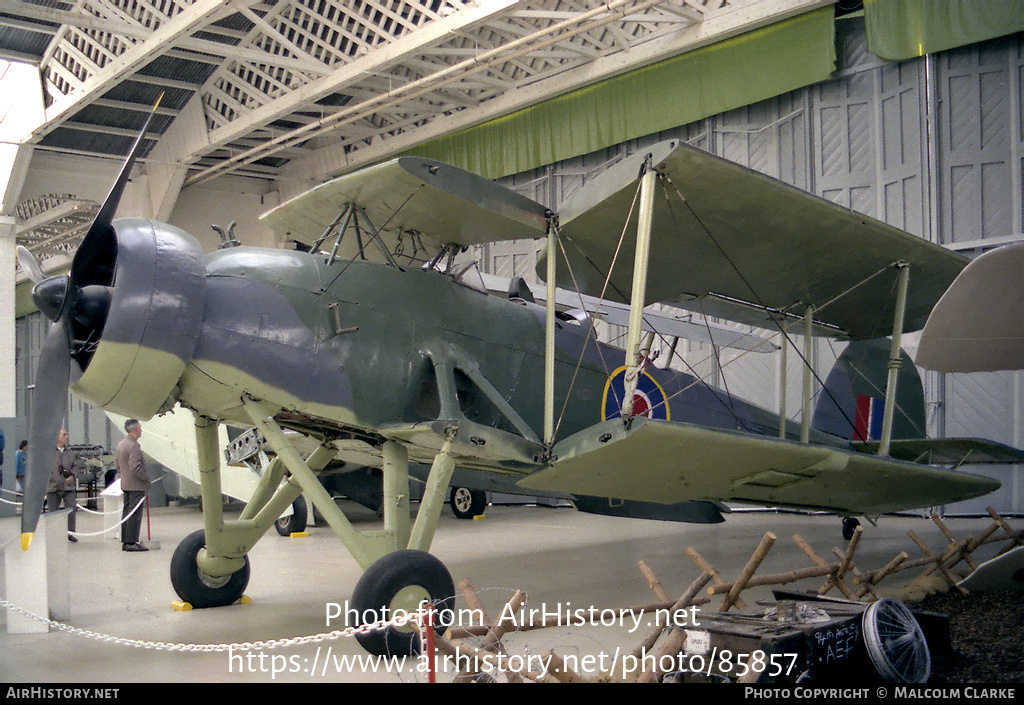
(72, 217, 206, 419)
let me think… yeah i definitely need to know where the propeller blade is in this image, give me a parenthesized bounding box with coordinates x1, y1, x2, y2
(21, 319, 72, 549)
(72, 96, 163, 285)
(21, 96, 162, 550)
(16, 245, 45, 283)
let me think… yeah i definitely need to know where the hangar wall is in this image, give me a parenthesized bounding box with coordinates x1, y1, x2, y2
(487, 17, 1024, 515)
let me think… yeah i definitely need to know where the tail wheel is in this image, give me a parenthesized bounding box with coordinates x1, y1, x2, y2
(842, 516, 861, 541)
(450, 486, 487, 519)
(170, 529, 250, 608)
(275, 497, 308, 536)
(350, 550, 455, 656)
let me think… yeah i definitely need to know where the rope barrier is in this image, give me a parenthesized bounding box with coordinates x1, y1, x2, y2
(68, 494, 148, 538)
(0, 491, 149, 538)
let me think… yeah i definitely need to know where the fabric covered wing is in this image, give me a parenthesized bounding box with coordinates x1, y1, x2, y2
(545, 140, 967, 340)
(517, 418, 1000, 515)
(261, 156, 549, 258)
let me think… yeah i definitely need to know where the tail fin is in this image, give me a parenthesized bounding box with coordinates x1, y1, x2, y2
(812, 339, 926, 442)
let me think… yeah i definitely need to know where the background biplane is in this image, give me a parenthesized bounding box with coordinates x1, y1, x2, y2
(16, 109, 1022, 655)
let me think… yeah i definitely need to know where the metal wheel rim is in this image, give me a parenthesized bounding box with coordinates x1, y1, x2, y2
(389, 585, 431, 634)
(862, 598, 931, 683)
(199, 569, 231, 590)
(453, 488, 473, 513)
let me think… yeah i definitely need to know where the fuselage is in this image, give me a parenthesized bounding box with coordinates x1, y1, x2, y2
(174, 246, 803, 462)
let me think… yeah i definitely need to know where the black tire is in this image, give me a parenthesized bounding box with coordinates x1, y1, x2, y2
(450, 486, 487, 519)
(842, 516, 861, 541)
(350, 550, 455, 656)
(275, 497, 308, 536)
(170, 529, 250, 609)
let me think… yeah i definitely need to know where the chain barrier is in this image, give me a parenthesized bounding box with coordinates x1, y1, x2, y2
(0, 598, 428, 654)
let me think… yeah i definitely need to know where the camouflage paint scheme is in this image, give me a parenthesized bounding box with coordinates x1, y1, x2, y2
(69, 220, 1002, 520)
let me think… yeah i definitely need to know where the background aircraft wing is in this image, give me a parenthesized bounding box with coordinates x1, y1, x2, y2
(478, 273, 778, 353)
(518, 417, 1001, 516)
(261, 156, 549, 260)
(105, 410, 262, 504)
(851, 438, 1024, 465)
(544, 140, 968, 341)
(915, 242, 1024, 372)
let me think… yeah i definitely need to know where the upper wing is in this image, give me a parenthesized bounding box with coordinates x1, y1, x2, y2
(518, 417, 1001, 516)
(261, 156, 549, 260)
(544, 140, 968, 341)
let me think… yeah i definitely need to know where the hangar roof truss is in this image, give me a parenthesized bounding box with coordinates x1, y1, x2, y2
(0, 0, 832, 187)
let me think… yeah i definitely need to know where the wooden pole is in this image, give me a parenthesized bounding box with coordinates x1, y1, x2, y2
(720, 532, 776, 612)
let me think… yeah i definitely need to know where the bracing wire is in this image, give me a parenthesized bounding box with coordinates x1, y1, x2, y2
(659, 173, 874, 438)
(551, 181, 643, 439)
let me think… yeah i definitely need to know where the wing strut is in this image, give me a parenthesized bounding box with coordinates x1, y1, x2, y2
(878, 262, 910, 456)
(316, 202, 401, 269)
(544, 216, 559, 445)
(621, 157, 658, 419)
(778, 334, 788, 439)
(801, 307, 813, 443)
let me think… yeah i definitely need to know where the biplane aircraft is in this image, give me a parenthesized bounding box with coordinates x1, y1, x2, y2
(17, 106, 1024, 656)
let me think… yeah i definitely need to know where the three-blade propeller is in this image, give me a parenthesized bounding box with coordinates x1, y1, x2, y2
(19, 99, 161, 550)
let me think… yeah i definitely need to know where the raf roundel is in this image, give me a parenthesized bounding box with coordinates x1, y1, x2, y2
(601, 366, 670, 421)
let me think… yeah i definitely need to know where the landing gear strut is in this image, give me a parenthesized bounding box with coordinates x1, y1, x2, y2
(179, 402, 464, 658)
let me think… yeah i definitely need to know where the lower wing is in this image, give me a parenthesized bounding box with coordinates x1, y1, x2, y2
(518, 418, 1004, 516)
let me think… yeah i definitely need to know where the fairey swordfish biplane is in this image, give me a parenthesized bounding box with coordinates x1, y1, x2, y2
(17, 106, 1024, 656)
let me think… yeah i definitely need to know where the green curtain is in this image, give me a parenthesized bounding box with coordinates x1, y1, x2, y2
(409, 7, 836, 179)
(865, 0, 1024, 60)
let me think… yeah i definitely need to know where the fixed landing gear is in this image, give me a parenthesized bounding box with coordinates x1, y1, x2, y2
(842, 516, 861, 541)
(178, 404, 462, 657)
(450, 486, 487, 519)
(275, 497, 308, 536)
(170, 529, 251, 608)
(350, 549, 456, 656)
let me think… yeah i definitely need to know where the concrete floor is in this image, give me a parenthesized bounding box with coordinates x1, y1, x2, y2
(0, 499, 1012, 683)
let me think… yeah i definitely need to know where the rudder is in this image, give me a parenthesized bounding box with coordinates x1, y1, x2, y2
(812, 339, 926, 442)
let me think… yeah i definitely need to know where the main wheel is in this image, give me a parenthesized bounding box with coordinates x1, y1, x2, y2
(275, 497, 308, 536)
(862, 598, 931, 683)
(450, 486, 487, 519)
(170, 529, 250, 609)
(350, 550, 455, 656)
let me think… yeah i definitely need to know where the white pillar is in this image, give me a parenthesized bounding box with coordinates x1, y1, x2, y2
(3, 509, 71, 633)
(0, 216, 14, 417)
